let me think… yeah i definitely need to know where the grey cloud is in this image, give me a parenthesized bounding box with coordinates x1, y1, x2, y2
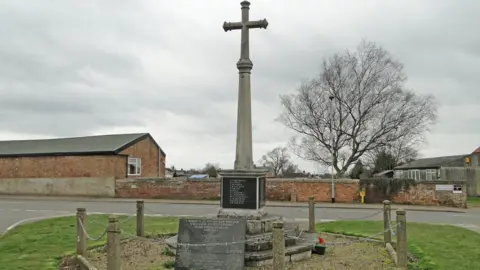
(0, 0, 479, 170)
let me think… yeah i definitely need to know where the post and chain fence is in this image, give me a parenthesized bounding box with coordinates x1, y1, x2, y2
(71, 199, 408, 270)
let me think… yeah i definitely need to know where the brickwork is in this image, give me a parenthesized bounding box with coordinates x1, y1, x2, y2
(120, 136, 164, 178)
(115, 178, 359, 202)
(115, 178, 467, 207)
(267, 179, 359, 202)
(0, 155, 126, 178)
(0, 136, 165, 179)
(116, 178, 221, 199)
(392, 181, 467, 208)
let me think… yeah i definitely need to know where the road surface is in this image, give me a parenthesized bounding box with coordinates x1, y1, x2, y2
(1, 198, 479, 234)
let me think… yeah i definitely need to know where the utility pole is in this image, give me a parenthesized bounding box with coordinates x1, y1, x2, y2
(329, 95, 335, 203)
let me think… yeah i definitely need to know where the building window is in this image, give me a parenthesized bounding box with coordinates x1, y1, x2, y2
(426, 169, 437, 180)
(408, 170, 420, 180)
(128, 158, 141, 176)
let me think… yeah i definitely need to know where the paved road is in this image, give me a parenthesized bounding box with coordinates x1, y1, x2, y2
(1, 198, 479, 234)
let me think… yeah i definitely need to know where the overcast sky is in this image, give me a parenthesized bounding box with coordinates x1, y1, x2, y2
(0, 0, 478, 173)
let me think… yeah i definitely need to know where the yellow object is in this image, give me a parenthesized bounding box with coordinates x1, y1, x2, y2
(465, 157, 470, 164)
(359, 190, 366, 204)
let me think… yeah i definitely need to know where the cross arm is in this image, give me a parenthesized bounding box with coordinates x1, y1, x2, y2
(246, 19, 268, 29)
(223, 21, 242, 32)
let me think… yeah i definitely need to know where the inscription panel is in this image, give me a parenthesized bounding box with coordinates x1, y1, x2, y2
(221, 177, 257, 209)
(174, 218, 246, 270)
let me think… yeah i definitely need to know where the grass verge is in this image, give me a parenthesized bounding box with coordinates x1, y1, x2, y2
(467, 196, 480, 207)
(317, 220, 480, 270)
(0, 215, 179, 270)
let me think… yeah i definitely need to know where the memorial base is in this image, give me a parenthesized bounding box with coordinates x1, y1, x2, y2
(165, 217, 316, 267)
(166, 169, 314, 267)
(217, 208, 267, 220)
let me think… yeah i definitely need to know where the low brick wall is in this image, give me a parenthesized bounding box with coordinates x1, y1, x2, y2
(266, 179, 359, 202)
(115, 178, 359, 202)
(116, 178, 221, 200)
(115, 178, 467, 207)
(392, 181, 467, 208)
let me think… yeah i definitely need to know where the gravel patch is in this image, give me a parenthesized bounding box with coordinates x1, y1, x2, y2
(247, 234, 395, 270)
(63, 234, 394, 270)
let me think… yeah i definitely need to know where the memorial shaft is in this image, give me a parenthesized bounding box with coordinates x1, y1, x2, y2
(223, 1, 268, 170)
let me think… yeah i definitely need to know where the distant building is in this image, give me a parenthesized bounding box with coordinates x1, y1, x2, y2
(393, 155, 466, 181)
(174, 169, 189, 178)
(188, 174, 210, 180)
(166, 168, 175, 178)
(0, 133, 166, 179)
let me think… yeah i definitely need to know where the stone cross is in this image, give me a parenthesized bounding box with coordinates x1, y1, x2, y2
(223, 1, 268, 170)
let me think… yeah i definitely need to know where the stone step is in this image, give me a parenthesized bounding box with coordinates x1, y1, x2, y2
(246, 215, 281, 235)
(245, 236, 296, 252)
(245, 228, 299, 252)
(246, 216, 298, 235)
(244, 232, 318, 267)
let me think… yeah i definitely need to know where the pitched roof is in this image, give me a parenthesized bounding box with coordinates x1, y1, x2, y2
(394, 155, 466, 169)
(373, 170, 394, 176)
(472, 147, 480, 154)
(0, 133, 165, 157)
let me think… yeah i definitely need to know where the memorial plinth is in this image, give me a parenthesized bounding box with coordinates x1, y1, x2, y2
(218, 169, 267, 220)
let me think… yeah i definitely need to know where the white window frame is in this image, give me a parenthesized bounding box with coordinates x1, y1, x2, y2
(426, 169, 437, 181)
(408, 169, 420, 180)
(128, 157, 142, 176)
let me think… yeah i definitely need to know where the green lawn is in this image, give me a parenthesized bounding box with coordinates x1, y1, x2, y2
(0, 215, 179, 270)
(2, 216, 479, 270)
(467, 196, 480, 207)
(317, 220, 480, 270)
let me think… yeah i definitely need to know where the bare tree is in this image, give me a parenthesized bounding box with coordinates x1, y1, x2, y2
(364, 140, 420, 170)
(259, 147, 291, 177)
(282, 163, 300, 175)
(279, 40, 437, 176)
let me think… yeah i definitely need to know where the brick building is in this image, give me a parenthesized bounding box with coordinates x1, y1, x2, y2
(0, 133, 166, 179)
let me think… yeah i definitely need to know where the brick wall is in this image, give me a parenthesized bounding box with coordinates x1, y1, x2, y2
(115, 178, 467, 207)
(115, 178, 359, 202)
(392, 181, 467, 208)
(120, 136, 164, 178)
(0, 155, 126, 178)
(116, 178, 220, 199)
(266, 179, 359, 202)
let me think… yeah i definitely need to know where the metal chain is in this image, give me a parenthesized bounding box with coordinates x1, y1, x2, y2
(121, 222, 398, 248)
(288, 222, 401, 247)
(119, 215, 136, 224)
(332, 209, 383, 220)
(117, 228, 298, 247)
(387, 210, 396, 236)
(78, 218, 108, 241)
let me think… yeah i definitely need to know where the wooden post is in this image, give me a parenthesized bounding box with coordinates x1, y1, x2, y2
(107, 215, 121, 270)
(383, 200, 391, 245)
(308, 196, 315, 233)
(76, 208, 87, 256)
(136, 200, 144, 237)
(272, 221, 285, 270)
(396, 209, 407, 269)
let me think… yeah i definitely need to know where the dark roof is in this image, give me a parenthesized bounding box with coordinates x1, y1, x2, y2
(0, 133, 166, 158)
(394, 155, 466, 169)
